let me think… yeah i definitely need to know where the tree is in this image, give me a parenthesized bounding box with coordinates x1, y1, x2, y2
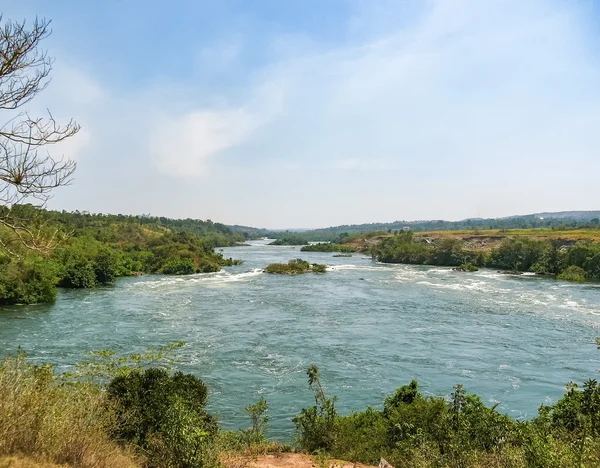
(0, 16, 79, 255)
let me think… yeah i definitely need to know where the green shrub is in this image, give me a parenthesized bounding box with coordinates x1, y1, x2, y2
(93, 248, 119, 284)
(0, 257, 57, 304)
(293, 366, 338, 453)
(265, 259, 326, 275)
(59, 259, 97, 288)
(107, 368, 217, 468)
(300, 243, 355, 253)
(558, 265, 586, 282)
(454, 263, 479, 272)
(161, 258, 196, 275)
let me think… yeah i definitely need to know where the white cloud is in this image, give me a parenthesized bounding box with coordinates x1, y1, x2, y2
(20, 0, 600, 226)
(152, 108, 260, 177)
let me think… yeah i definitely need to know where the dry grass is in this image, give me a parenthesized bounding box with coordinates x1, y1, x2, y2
(0, 456, 67, 468)
(0, 353, 139, 468)
(417, 228, 600, 241)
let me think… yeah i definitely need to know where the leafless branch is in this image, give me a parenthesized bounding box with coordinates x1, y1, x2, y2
(0, 15, 79, 255)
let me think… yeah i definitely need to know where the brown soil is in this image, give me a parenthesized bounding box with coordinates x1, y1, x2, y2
(223, 453, 375, 468)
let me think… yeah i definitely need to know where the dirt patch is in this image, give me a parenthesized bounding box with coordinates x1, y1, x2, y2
(223, 453, 375, 468)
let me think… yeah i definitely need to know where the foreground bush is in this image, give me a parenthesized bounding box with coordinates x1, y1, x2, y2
(0, 352, 138, 468)
(107, 368, 218, 468)
(294, 366, 600, 467)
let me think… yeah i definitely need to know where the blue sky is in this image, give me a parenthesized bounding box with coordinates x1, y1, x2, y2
(2, 0, 600, 228)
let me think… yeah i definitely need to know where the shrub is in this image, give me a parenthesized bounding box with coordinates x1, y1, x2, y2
(161, 258, 196, 275)
(293, 366, 338, 453)
(0, 257, 57, 304)
(107, 368, 217, 468)
(265, 259, 325, 275)
(454, 263, 479, 272)
(558, 265, 587, 282)
(59, 259, 97, 288)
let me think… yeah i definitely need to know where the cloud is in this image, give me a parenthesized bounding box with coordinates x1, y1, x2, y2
(16, 0, 600, 226)
(152, 108, 261, 177)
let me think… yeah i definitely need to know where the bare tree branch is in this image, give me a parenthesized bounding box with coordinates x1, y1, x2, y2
(0, 15, 79, 255)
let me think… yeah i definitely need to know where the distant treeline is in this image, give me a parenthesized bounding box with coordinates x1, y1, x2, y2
(300, 243, 356, 253)
(372, 232, 600, 282)
(262, 213, 600, 243)
(0, 205, 242, 305)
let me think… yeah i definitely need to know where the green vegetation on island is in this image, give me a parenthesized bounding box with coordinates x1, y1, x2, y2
(268, 234, 308, 246)
(453, 262, 479, 272)
(300, 243, 356, 253)
(264, 259, 327, 274)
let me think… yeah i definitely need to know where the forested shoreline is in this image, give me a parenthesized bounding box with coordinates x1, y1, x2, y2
(371, 231, 600, 282)
(0, 206, 242, 305)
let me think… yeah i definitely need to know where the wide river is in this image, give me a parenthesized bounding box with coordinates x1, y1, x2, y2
(1, 241, 600, 439)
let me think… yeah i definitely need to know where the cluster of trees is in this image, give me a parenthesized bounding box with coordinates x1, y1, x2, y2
(300, 243, 356, 253)
(264, 259, 327, 274)
(0, 208, 242, 305)
(268, 234, 309, 246)
(293, 365, 600, 467)
(42, 208, 247, 247)
(372, 232, 600, 282)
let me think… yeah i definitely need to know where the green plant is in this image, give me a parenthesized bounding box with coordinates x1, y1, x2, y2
(107, 368, 217, 468)
(161, 258, 196, 275)
(293, 365, 338, 453)
(557, 265, 586, 282)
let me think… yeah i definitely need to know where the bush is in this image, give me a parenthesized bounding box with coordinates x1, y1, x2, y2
(107, 368, 217, 468)
(161, 258, 196, 275)
(0, 257, 57, 304)
(454, 263, 479, 272)
(264, 259, 326, 275)
(58, 256, 97, 288)
(293, 366, 338, 453)
(558, 265, 587, 282)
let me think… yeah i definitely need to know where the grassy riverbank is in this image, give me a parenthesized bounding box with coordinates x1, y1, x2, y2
(3, 343, 600, 468)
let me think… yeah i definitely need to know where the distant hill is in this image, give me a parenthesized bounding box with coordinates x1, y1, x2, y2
(532, 211, 600, 220)
(256, 211, 600, 242)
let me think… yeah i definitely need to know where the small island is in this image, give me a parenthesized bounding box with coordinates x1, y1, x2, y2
(264, 259, 327, 274)
(453, 263, 479, 272)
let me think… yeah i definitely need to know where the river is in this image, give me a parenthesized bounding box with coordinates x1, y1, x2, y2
(1, 241, 600, 440)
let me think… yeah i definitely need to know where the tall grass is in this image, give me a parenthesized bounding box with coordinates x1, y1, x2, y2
(0, 352, 138, 468)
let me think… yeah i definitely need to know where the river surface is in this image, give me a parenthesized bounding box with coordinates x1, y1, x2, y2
(1, 241, 600, 439)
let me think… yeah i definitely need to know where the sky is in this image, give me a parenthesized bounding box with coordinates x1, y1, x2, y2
(1, 0, 600, 229)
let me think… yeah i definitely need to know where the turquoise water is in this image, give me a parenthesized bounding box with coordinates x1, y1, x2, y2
(1, 241, 600, 440)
